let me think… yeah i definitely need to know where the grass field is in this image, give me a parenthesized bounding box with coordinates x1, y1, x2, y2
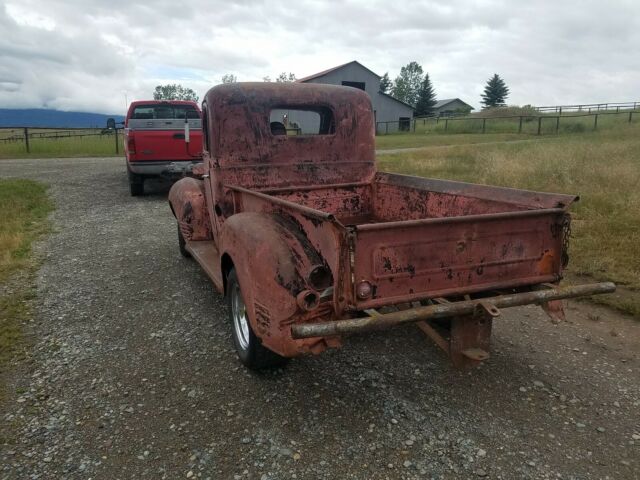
(377, 122, 640, 315)
(0, 179, 52, 372)
(0, 128, 120, 159)
(378, 109, 639, 136)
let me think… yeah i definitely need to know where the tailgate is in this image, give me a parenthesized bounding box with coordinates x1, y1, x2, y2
(127, 118, 202, 161)
(351, 209, 569, 309)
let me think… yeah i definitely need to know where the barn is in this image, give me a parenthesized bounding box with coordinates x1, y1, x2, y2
(432, 98, 474, 117)
(296, 61, 414, 132)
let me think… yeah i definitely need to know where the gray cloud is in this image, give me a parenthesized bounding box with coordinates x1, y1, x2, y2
(0, 0, 638, 114)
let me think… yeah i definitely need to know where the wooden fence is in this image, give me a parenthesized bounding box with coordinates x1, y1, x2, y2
(0, 126, 122, 153)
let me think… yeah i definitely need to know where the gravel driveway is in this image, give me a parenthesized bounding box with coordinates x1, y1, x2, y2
(1, 157, 639, 480)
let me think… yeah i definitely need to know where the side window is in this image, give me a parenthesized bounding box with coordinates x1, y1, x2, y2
(201, 102, 210, 153)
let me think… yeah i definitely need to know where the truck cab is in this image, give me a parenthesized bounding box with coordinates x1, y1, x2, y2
(168, 83, 613, 371)
(124, 100, 203, 196)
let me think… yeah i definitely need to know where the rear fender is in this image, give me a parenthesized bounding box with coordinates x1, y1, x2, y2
(168, 177, 212, 241)
(221, 212, 335, 357)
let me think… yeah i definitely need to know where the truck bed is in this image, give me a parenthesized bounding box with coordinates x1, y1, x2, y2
(258, 171, 578, 308)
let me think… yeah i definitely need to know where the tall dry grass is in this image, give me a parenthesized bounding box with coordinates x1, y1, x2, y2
(377, 124, 640, 314)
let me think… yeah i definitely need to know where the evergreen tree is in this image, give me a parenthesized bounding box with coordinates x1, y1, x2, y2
(481, 74, 509, 108)
(391, 61, 424, 106)
(379, 72, 392, 94)
(414, 74, 437, 116)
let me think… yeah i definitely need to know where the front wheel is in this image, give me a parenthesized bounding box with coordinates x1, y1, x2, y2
(227, 268, 289, 370)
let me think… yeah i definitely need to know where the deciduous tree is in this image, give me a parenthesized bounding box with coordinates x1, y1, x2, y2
(221, 74, 237, 84)
(153, 84, 199, 102)
(276, 72, 297, 83)
(391, 62, 424, 106)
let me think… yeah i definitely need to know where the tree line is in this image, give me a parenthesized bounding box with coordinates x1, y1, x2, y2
(379, 62, 510, 115)
(153, 67, 510, 113)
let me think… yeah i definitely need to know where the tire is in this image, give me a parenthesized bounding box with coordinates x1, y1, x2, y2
(227, 268, 289, 370)
(128, 171, 144, 196)
(177, 223, 191, 257)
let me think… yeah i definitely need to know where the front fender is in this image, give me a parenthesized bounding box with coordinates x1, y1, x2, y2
(220, 212, 334, 357)
(168, 177, 212, 241)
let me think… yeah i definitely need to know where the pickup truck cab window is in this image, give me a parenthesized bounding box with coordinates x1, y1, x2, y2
(269, 107, 335, 135)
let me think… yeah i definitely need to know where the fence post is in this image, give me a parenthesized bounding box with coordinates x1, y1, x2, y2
(629, 111, 633, 123)
(413, 119, 416, 133)
(537, 117, 542, 135)
(445, 119, 448, 131)
(482, 118, 486, 134)
(518, 116, 523, 133)
(114, 127, 119, 154)
(594, 114, 598, 130)
(616, 106, 620, 113)
(556, 116, 560, 134)
(559, 107, 562, 116)
(23, 127, 30, 153)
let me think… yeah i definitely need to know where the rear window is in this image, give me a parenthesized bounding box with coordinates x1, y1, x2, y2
(131, 104, 200, 120)
(269, 107, 335, 136)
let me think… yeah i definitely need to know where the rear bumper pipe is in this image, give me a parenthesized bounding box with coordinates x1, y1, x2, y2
(291, 282, 616, 339)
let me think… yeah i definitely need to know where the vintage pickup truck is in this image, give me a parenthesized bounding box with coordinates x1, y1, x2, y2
(124, 100, 202, 196)
(168, 83, 614, 370)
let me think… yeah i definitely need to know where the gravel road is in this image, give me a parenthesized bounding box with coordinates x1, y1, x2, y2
(1, 157, 639, 480)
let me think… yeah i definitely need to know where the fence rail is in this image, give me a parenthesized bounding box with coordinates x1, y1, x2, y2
(535, 101, 639, 114)
(376, 109, 639, 136)
(0, 126, 122, 153)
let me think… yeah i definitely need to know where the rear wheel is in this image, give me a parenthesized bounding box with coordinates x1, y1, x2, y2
(227, 268, 289, 370)
(128, 171, 144, 196)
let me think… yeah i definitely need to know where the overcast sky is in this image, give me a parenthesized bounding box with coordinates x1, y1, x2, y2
(1, 0, 639, 114)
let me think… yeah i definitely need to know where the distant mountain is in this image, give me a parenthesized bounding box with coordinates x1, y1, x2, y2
(0, 108, 125, 128)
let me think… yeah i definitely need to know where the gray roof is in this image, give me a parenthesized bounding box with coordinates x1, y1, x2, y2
(297, 60, 381, 83)
(433, 98, 473, 109)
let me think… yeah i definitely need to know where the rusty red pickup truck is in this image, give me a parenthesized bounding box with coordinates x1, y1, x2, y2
(168, 83, 614, 370)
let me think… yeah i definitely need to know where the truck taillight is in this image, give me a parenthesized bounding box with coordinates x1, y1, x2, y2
(127, 136, 136, 154)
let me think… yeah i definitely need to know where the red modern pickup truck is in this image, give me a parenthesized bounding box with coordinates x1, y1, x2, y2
(168, 83, 614, 371)
(124, 100, 202, 196)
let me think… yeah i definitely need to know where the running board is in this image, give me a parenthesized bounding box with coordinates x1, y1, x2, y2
(186, 240, 223, 291)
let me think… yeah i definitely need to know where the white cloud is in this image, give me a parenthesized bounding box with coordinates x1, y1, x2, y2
(0, 0, 638, 113)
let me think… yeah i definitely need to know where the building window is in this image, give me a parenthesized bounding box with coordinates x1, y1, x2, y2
(399, 117, 411, 131)
(341, 81, 365, 91)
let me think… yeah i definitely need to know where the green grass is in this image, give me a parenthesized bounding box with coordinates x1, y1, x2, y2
(0, 179, 53, 372)
(0, 129, 121, 159)
(376, 123, 640, 316)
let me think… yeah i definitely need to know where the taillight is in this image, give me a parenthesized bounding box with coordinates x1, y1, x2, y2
(127, 135, 136, 154)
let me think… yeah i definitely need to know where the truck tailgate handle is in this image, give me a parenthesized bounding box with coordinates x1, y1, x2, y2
(173, 133, 185, 139)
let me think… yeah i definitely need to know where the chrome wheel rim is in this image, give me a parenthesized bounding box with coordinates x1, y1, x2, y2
(231, 282, 250, 350)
